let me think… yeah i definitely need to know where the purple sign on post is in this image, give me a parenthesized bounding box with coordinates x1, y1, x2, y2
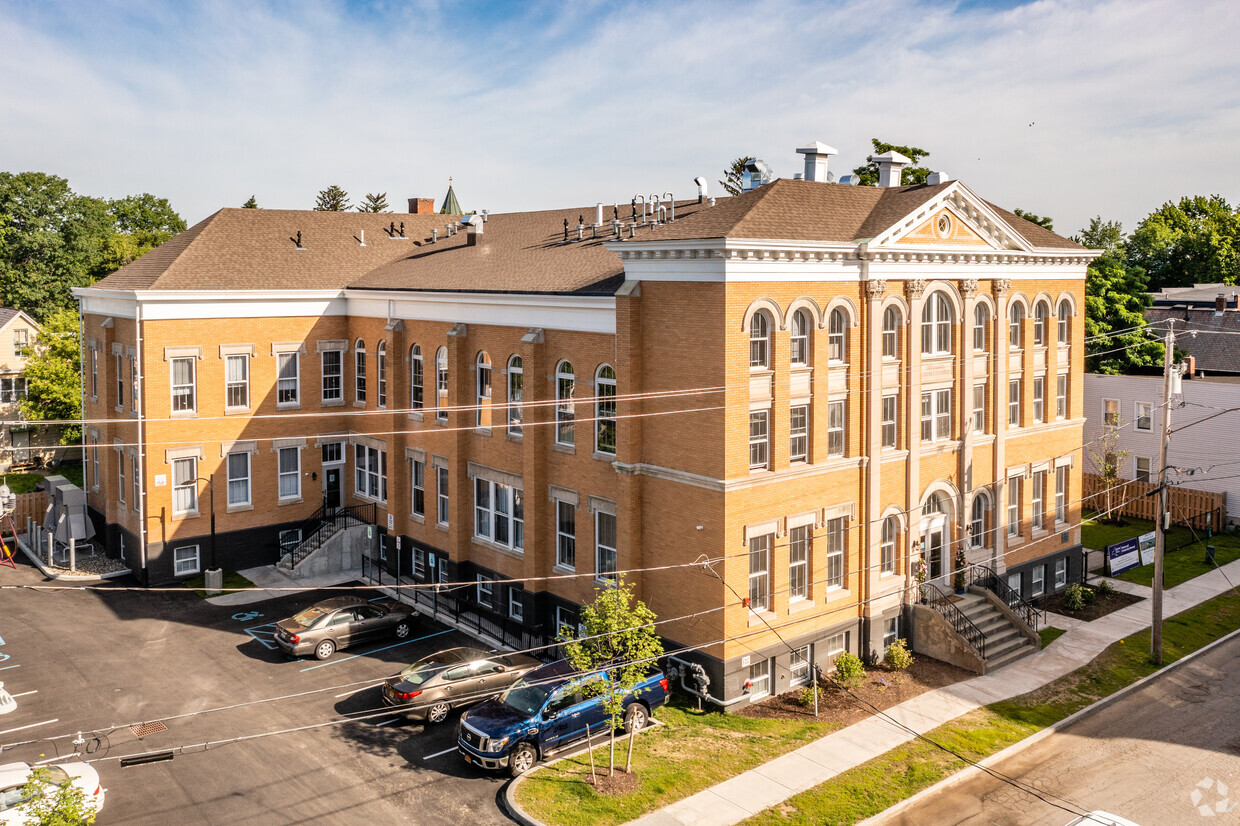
(1107, 537, 1141, 575)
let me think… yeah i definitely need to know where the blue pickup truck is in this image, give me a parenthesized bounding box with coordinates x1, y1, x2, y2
(456, 659, 669, 776)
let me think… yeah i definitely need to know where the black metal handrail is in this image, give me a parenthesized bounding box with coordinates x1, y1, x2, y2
(283, 502, 377, 568)
(924, 583, 987, 660)
(969, 564, 1040, 632)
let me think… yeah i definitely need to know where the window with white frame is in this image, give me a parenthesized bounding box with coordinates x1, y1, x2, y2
(1056, 374, 1067, 419)
(827, 400, 845, 457)
(790, 405, 808, 461)
(1054, 558, 1067, 588)
(91, 440, 99, 490)
(882, 306, 899, 358)
(790, 309, 810, 366)
(436, 466, 449, 526)
(1058, 301, 1071, 345)
(554, 606, 575, 638)
(921, 292, 952, 355)
(475, 350, 491, 427)
(881, 395, 898, 448)
(409, 344, 424, 410)
(1007, 571, 1021, 594)
(1007, 474, 1021, 536)
(354, 444, 386, 501)
(435, 347, 448, 421)
(13, 328, 27, 357)
(1033, 302, 1049, 346)
(370, 341, 384, 408)
(790, 645, 812, 688)
(508, 588, 524, 621)
(476, 574, 493, 606)
(0, 377, 26, 404)
(354, 339, 367, 403)
(883, 618, 899, 651)
(1135, 401, 1152, 432)
(973, 303, 989, 351)
(1008, 379, 1021, 426)
(789, 524, 810, 601)
(749, 312, 770, 368)
(438, 556, 447, 583)
(225, 354, 249, 409)
(1032, 470, 1045, 530)
(828, 308, 847, 362)
(411, 458, 425, 517)
(596, 365, 617, 455)
(507, 355, 523, 435)
(474, 477, 523, 552)
(278, 528, 302, 553)
(1135, 456, 1151, 483)
(413, 548, 426, 578)
(321, 442, 342, 464)
(278, 446, 301, 499)
(276, 351, 299, 405)
(748, 533, 771, 611)
(971, 495, 988, 548)
(115, 353, 124, 407)
(322, 349, 342, 402)
(172, 457, 197, 514)
(881, 516, 897, 574)
(1055, 464, 1068, 523)
(1033, 376, 1044, 423)
(825, 516, 846, 590)
(556, 499, 575, 569)
(117, 449, 125, 506)
(972, 383, 986, 434)
(749, 411, 769, 470)
(174, 545, 200, 576)
(555, 360, 575, 446)
(596, 510, 617, 581)
(747, 658, 771, 699)
(170, 357, 196, 412)
(90, 348, 97, 398)
(824, 632, 847, 669)
(130, 356, 138, 413)
(1009, 304, 1024, 348)
(921, 389, 951, 442)
(227, 452, 250, 507)
(1031, 564, 1045, 597)
(1102, 398, 1119, 427)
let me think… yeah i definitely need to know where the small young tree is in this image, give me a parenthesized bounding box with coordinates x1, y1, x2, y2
(357, 192, 390, 213)
(242, 195, 258, 208)
(19, 765, 98, 825)
(20, 308, 81, 445)
(719, 156, 754, 197)
(313, 185, 350, 211)
(1087, 419, 1131, 523)
(561, 576, 664, 777)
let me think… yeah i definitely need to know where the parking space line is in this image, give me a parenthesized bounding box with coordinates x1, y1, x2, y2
(10, 690, 36, 698)
(244, 622, 281, 650)
(373, 718, 398, 727)
(0, 664, 19, 672)
(299, 628, 455, 672)
(335, 682, 384, 698)
(0, 718, 58, 736)
(422, 746, 457, 760)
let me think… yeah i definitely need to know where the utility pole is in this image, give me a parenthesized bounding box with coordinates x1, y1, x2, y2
(1151, 321, 1176, 665)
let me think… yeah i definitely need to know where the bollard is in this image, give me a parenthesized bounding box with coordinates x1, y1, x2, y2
(46, 531, 54, 566)
(1207, 545, 1216, 565)
(69, 537, 76, 572)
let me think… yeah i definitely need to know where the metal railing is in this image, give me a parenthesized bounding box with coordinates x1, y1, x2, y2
(923, 583, 987, 660)
(970, 564, 1041, 632)
(282, 502, 377, 568)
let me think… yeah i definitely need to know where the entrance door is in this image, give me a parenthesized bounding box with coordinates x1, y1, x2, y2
(927, 524, 946, 580)
(324, 467, 342, 513)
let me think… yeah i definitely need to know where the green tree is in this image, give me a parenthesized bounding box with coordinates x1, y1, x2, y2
(1087, 416, 1131, 524)
(20, 308, 82, 445)
(719, 156, 754, 197)
(314, 185, 350, 211)
(101, 194, 187, 272)
(1084, 252, 1164, 374)
(357, 192, 389, 213)
(1072, 216, 1125, 253)
(18, 765, 98, 825)
(561, 577, 664, 776)
(1013, 208, 1053, 230)
(852, 139, 932, 186)
(242, 195, 258, 209)
(1126, 195, 1240, 291)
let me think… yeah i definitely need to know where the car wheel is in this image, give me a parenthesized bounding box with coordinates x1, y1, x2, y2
(509, 743, 537, 777)
(393, 621, 411, 639)
(624, 703, 648, 733)
(426, 701, 451, 724)
(314, 640, 336, 660)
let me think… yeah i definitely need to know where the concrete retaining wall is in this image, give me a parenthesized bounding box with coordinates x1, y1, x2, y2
(910, 604, 985, 675)
(289, 524, 374, 579)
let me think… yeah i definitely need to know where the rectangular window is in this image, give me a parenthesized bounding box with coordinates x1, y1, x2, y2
(354, 444, 387, 501)
(826, 516, 846, 590)
(321, 442, 342, 464)
(749, 411, 769, 470)
(173, 457, 197, 514)
(507, 361, 523, 435)
(882, 394, 898, 448)
(556, 500, 575, 569)
(90, 348, 97, 398)
(277, 352, 299, 405)
(1007, 475, 1021, 537)
(225, 354, 249, 409)
(1054, 558, 1067, 588)
(170, 357, 195, 413)
(174, 545, 200, 577)
(1135, 456, 1151, 483)
(413, 549, 426, 578)
(827, 400, 845, 457)
(555, 365, 575, 446)
(825, 632, 847, 669)
(1056, 374, 1067, 420)
(596, 511, 617, 581)
(355, 348, 367, 403)
(972, 383, 986, 434)
(1055, 465, 1068, 523)
(1031, 565, 1045, 597)
(1135, 401, 1152, 432)
(509, 588, 524, 622)
(1032, 470, 1045, 530)
(130, 356, 138, 413)
(921, 389, 951, 442)
(436, 466, 449, 526)
(747, 659, 771, 699)
(411, 459, 425, 517)
(1033, 376, 1044, 423)
(227, 452, 250, 506)
(554, 606, 575, 639)
(881, 519, 897, 573)
(476, 575, 493, 606)
(13, 328, 27, 357)
(789, 405, 808, 462)
(1103, 398, 1119, 427)
(117, 450, 125, 505)
(278, 529, 302, 554)
(278, 446, 300, 499)
(1007, 572, 1021, 595)
(322, 350, 343, 402)
(748, 533, 771, 611)
(790, 646, 812, 688)
(474, 478, 524, 552)
(115, 353, 123, 407)
(789, 524, 810, 601)
(91, 442, 99, 490)
(1008, 379, 1021, 427)
(883, 618, 899, 651)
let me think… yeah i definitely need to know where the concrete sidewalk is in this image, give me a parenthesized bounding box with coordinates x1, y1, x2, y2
(205, 564, 364, 606)
(630, 558, 1240, 826)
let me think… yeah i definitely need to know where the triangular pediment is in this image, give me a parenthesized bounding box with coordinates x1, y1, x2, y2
(872, 182, 1032, 252)
(897, 207, 991, 247)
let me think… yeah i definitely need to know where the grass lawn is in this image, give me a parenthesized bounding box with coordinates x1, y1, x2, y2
(57, 461, 85, 489)
(513, 696, 841, 826)
(182, 569, 257, 599)
(1038, 626, 1067, 648)
(739, 590, 1240, 825)
(1082, 511, 1240, 589)
(1, 473, 44, 494)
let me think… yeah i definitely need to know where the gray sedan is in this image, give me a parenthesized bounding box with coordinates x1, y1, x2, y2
(381, 647, 543, 723)
(274, 596, 418, 660)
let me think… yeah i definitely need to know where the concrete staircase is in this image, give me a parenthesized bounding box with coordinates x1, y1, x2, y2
(956, 592, 1039, 670)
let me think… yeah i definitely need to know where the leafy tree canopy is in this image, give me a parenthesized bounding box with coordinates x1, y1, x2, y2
(1013, 208, 1053, 230)
(852, 139, 932, 187)
(242, 195, 258, 208)
(1072, 215, 1124, 253)
(1084, 252, 1164, 374)
(20, 307, 82, 445)
(101, 193, 187, 273)
(314, 185, 351, 211)
(19, 764, 98, 825)
(1126, 195, 1240, 291)
(719, 156, 754, 197)
(357, 192, 390, 213)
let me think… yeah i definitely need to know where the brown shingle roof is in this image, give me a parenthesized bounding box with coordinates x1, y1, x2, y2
(982, 202, 1085, 251)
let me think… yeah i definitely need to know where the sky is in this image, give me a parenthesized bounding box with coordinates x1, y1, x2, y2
(2, 0, 1238, 237)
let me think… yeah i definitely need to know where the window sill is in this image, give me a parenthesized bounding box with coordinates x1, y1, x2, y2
(408, 411, 424, 421)
(748, 609, 777, 627)
(322, 398, 345, 408)
(553, 564, 576, 575)
(881, 448, 909, 464)
(435, 523, 449, 533)
(788, 598, 815, 614)
(474, 427, 492, 437)
(592, 450, 617, 462)
(129, 410, 139, 418)
(594, 577, 618, 588)
(1007, 534, 1025, 547)
(114, 405, 123, 413)
(919, 440, 962, 456)
(552, 443, 576, 455)
(172, 510, 200, 521)
(435, 417, 449, 427)
(225, 503, 254, 513)
(277, 497, 304, 506)
(353, 400, 367, 408)
(276, 402, 302, 410)
(472, 537, 524, 559)
(506, 431, 523, 443)
(824, 587, 850, 602)
(224, 407, 252, 416)
(170, 410, 198, 419)
(410, 513, 425, 524)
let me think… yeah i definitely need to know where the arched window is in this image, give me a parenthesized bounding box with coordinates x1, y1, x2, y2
(1057, 301, 1071, 345)
(354, 339, 366, 403)
(555, 360, 575, 446)
(880, 516, 898, 574)
(596, 364, 617, 455)
(507, 355, 523, 436)
(409, 345, 423, 410)
(882, 306, 899, 358)
(971, 494, 989, 548)
(1009, 304, 1025, 348)
(925, 492, 947, 515)
(435, 346, 448, 422)
(790, 309, 810, 366)
(828, 308, 847, 362)
(376, 341, 387, 408)
(476, 351, 492, 428)
(921, 292, 952, 355)
(1033, 302, 1050, 346)
(973, 304, 990, 352)
(749, 312, 770, 368)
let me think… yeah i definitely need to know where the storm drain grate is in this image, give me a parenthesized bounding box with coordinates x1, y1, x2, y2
(130, 721, 168, 738)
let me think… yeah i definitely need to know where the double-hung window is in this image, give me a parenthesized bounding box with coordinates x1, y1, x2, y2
(278, 446, 300, 500)
(971, 496, 987, 548)
(476, 575, 493, 606)
(828, 309, 846, 362)
(790, 405, 808, 461)
(827, 400, 845, 457)
(1007, 474, 1022, 536)
(13, 328, 27, 357)
(555, 361, 575, 446)
(474, 478, 523, 552)
(1102, 398, 1119, 427)
(277, 352, 299, 406)
(748, 659, 771, 699)
(321, 350, 343, 402)
(436, 466, 449, 526)
(507, 356, 523, 435)
(790, 646, 812, 688)
(354, 444, 387, 502)
(556, 500, 575, 569)
(972, 383, 986, 433)
(748, 533, 771, 611)
(411, 459, 425, 517)
(172, 457, 197, 514)
(1054, 558, 1067, 588)
(1031, 565, 1045, 597)
(749, 411, 769, 470)
(749, 313, 770, 368)
(881, 517, 897, 574)
(118, 450, 126, 506)
(825, 516, 846, 590)
(920, 389, 951, 442)
(1008, 379, 1021, 426)
(1032, 471, 1045, 530)
(882, 307, 898, 358)
(1056, 374, 1067, 419)
(881, 395, 897, 448)
(1009, 304, 1024, 348)
(1135, 456, 1151, 483)
(225, 354, 249, 409)
(595, 365, 617, 455)
(973, 304, 989, 351)
(130, 356, 138, 413)
(170, 357, 196, 413)
(475, 351, 490, 427)
(1055, 465, 1068, 523)
(790, 310, 810, 365)
(115, 353, 124, 407)
(508, 588, 524, 621)
(90, 349, 98, 398)
(409, 345, 424, 410)
(921, 293, 952, 355)
(174, 545, 200, 577)
(1135, 401, 1152, 432)
(789, 525, 810, 600)
(1032, 376, 1044, 423)
(435, 347, 448, 422)
(595, 511, 617, 581)
(227, 452, 251, 507)
(354, 340, 367, 403)
(376, 342, 387, 408)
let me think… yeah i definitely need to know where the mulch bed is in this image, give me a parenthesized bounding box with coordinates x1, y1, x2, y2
(736, 655, 975, 727)
(1041, 588, 1145, 621)
(582, 768, 639, 796)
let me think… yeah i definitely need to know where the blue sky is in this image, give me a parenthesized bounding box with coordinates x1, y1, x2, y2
(3, 0, 1238, 237)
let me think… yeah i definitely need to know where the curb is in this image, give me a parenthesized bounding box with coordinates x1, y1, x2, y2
(503, 717, 666, 826)
(16, 539, 131, 583)
(858, 623, 1240, 825)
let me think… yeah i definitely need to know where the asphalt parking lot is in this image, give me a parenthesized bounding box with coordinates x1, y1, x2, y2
(0, 557, 516, 825)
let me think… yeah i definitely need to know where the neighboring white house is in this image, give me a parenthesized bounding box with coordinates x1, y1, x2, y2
(1084, 372, 1240, 525)
(0, 308, 63, 471)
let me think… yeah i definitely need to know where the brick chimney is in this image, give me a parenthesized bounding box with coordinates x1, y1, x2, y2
(408, 198, 435, 214)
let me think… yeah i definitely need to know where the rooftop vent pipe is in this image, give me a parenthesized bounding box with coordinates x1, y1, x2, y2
(693, 176, 708, 204)
(796, 141, 838, 182)
(463, 214, 484, 246)
(741, 159, 773, 191)
(926, 171, 952, 185)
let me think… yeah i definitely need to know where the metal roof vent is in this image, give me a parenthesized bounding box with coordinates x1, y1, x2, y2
(742, 159, 774, 191)
(796, 141, 838, 182)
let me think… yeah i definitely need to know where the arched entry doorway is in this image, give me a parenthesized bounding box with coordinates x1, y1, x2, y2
(920, 492, 950, 583)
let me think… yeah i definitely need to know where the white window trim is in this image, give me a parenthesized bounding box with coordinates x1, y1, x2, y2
(275, 350, 301, 408)
(321, 349, 344, 404)
(173, 545, 201, 577)
(277, 445, 302, 502)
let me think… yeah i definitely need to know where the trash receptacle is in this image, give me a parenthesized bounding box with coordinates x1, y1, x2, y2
(204, 567, 224, 595)
(1206, 545, 1216, 565)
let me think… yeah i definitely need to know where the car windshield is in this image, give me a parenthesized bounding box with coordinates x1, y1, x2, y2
(398, 651, 463, 683)
(291, 605, 332, 627)
(499, 680, 550, 715)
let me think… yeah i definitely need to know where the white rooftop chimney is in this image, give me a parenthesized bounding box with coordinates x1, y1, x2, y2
(926, 171, 952, 185)
(875, 150, 912, 187)
(796, 141, 838, 183)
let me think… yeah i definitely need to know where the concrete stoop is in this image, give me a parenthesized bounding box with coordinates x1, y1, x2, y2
(913, 592, 1038, 675)
(956, 593, 1039, 670)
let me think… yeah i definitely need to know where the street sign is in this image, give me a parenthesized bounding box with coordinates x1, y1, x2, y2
(1107, 537, 1141, 575)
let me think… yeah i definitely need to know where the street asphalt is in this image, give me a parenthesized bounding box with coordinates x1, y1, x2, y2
(877, 631, 1240, 825)
(0, 556, 516, 825)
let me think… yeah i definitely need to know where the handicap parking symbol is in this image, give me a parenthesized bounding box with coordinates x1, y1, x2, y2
(232, 611, 263, 622)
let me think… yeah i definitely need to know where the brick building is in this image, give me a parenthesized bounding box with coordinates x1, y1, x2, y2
(75, 143, 1094, 704)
